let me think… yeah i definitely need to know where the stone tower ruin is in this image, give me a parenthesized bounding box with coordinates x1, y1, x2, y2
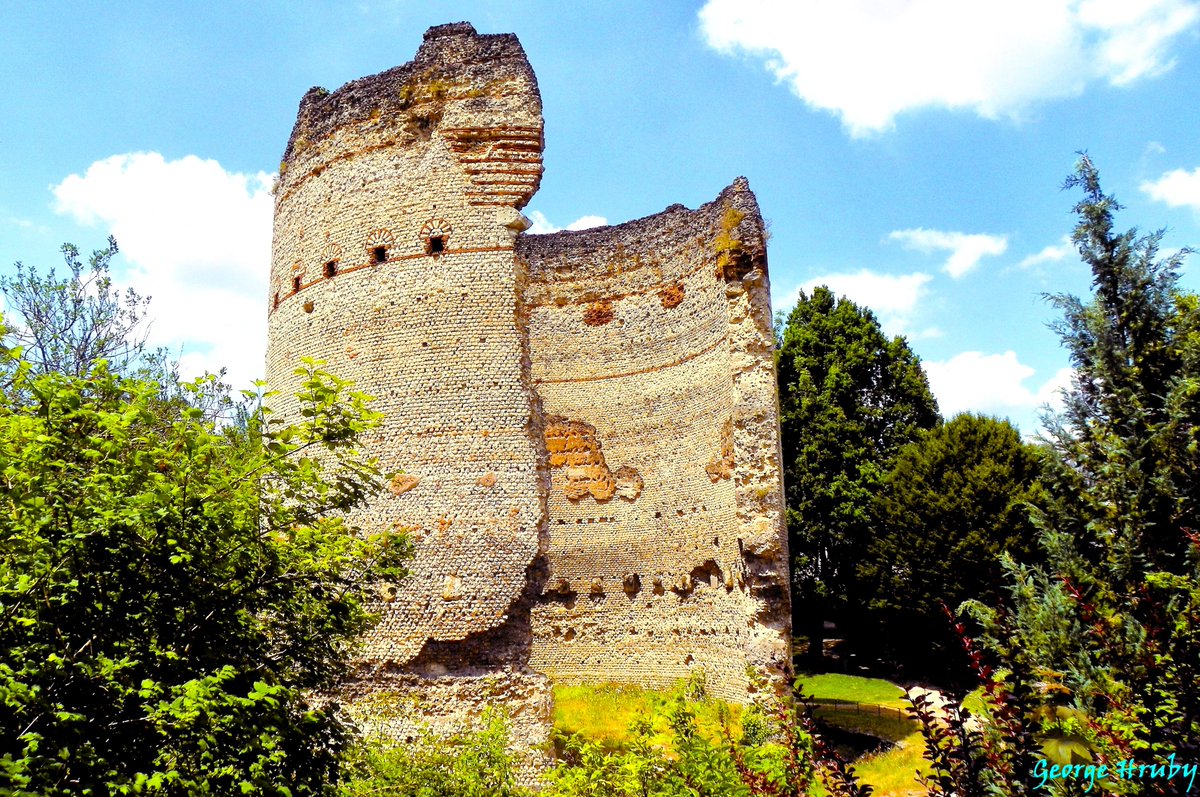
(265, 22, 791, 750)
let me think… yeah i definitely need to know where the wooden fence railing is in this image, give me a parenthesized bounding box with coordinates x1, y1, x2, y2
(805, 700, 909, 723)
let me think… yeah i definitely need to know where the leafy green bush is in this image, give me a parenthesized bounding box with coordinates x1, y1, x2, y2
(545, 697, 754, 797)
(340, 710, 530, 797)
(0, 346, 409, 795)
(544, 672, 843, 797)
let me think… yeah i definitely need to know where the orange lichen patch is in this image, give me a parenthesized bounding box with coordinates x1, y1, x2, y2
(659, 283, 685, 309)
(705, 419, 735, 482)
(476, 472, 498, 488)
(544, 416, 640, 502)
(582, 300, 614, 326)
(389, 474, 420, 496)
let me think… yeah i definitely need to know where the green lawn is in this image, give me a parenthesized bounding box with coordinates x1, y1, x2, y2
(795, 673, 929, 797)
(795, 673, 908, 708)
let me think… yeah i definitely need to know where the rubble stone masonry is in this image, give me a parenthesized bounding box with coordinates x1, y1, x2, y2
(265, 21, 791, 765)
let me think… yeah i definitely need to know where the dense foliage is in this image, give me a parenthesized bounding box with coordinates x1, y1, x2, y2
(776, 286, 940, 662)
(859, 413, 1045, 683)
(0, 337, 409, 794)
(917, 156, 1200, 795)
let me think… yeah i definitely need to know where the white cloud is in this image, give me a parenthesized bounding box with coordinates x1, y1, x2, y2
(1018, 236, 1075, 269)
(777, 269, 935, 338)
(566, 215, 607, 231)
(7, 217, 50, 234)
(526, 210, 608, 234)
(526, 211, 556, 234)
(925, 351, 1072, 418)
(52, 152, 273, 392)
(1141, 166, 1200, 210)
(698, 0, 1200, 136)
(888, 228, 1008, 278)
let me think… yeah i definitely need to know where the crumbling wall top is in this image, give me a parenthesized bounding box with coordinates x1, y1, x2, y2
(283, 21, 541, 164)
(518, 176, 768, 293)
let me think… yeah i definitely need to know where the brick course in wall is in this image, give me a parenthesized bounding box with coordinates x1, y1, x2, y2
(265, 20, 791, 764)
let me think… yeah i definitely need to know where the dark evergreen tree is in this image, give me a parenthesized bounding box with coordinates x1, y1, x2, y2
(776, 286, 939, 665)
(859, 413, 1044, 684)
(1007, 155, 1200, 769)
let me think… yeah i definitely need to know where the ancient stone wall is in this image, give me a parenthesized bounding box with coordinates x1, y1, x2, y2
(265, 23, 553, 761)
(266, 22, 547, 669)
(339, 670, 554, 787)
(265, 20, 790, 760)
(519, 182, 791, 701)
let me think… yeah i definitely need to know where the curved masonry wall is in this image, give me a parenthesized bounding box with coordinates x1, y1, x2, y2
(265, 20, 790, 767)
(267, 23, 546, 667)
(265, 23, 553, 763)
(519, 184, 791, 701)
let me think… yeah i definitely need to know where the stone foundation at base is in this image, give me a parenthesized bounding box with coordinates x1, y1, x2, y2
(339, 669, 554, 787)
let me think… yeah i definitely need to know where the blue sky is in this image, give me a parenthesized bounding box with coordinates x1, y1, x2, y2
(4, 1, 1200, 436)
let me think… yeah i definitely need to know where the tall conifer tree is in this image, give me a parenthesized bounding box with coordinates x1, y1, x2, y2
(776, 286, 939, 664)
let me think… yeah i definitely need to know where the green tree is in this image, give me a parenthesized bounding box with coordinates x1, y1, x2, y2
(2, 239, 246, 427)
(1005, 155, 1200, 767)
(776, 286, 939, 665)
(0, 344, 410, 795)
(911, 156, 1200, 793)
(1, 237, 150, 377)
(858, 413, 1044, 684)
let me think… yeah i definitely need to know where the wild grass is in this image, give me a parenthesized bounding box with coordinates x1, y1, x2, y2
(551, 674, 938, 796)
(550, 681, 742, 753)
(851, 733, 928, 797)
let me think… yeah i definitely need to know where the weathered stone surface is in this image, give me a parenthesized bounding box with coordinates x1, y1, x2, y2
(267, 21, 546, 669)
(265, 19, 792, 772)
(520, 180, 792, 700)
